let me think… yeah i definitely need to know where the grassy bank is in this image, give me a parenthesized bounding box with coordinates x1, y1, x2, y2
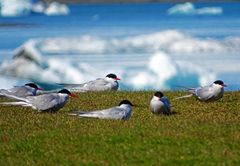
(0, 91, 240, 165)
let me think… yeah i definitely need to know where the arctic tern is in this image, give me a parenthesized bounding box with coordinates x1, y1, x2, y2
(0, 89, 77, 112)
(0, 83, 43, 98)
(150, 91, 171, 115)
(58, 73, 120, 92)
(174, 80, 227, 102)
(69, 100, 134, 120)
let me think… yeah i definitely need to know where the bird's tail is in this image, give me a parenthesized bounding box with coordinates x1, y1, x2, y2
(173, 94, 193, 100)
(69, 111, 99, 118)
(68, 111, 86, 116)
(0, 89, 7, 96)
(0, 101, 31, 107)
(173, 85, 197, 100)
(0, 92, 28, 102)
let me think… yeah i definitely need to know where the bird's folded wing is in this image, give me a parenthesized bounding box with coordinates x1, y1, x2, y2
(195, 86, 214, 100)
(69, 107, 125, 119)
(10, 87, 31, 96)
(160, 97, 172, 110)
(88, 79, 108, 86)
(0, 92, 28, 102)
(26, 94, 59, 110)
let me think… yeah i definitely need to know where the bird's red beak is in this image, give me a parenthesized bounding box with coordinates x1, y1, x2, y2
(70, 93, 78, 98)
(38, 88, 44, 90)
(115, 77, 121, 80)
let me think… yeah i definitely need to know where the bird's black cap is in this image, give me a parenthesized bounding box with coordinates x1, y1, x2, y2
(25, 83, 39, 89)
(58, 89, 72, 95)
(106, 73, 117, 79)
(214, 80, 225, 86)
(154, 91, 164, 98)
(119, 100, 134, 106)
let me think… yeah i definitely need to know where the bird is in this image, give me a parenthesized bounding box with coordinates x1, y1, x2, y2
(174, 80, 227, 102)
(69, 100, 134, 120)
(150, 91, 171, 115)
(0, 89, 77, 112)
(0, 83, 43, 98)
(57, 73, 120, 92)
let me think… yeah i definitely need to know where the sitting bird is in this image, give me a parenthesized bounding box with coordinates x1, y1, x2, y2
(69, 100, 134, 120)
(174, 80, 227, 102)
(150, 91, 171, 115)
(0, 89, 77, 112)
(58, 73, 120, 92)
(0, 83, 43, 98)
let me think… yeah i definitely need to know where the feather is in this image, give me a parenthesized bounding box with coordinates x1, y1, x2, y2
(173, 94, 193, 100)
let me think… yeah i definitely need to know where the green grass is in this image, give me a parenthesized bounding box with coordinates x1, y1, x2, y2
(0, 91, 240, 165)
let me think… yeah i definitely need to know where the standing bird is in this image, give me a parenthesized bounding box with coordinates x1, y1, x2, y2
(150, 91, 171, 115)
(0, 89, 77, 112)
(69, 100, 134, 120)
(58, 73, 120, 92)
(174, 80, 227, 102)
(0, 83, 43, 98)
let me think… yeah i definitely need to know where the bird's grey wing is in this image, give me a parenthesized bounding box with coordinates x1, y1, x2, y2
(84, 79, 111, 91)
(195, 86, 214, 101)
(160, 97, 172, 110)
(27, 94, 60, 111)
(0, 87, 31, 97)
(86, 79, 108, 86)
(0, 89, 10, 96)
(72, 107, 126, 119)
(0, 90, 31, 106)
(0, 90, 29, 102)
(57, 78, 108, 91)
(95, 107, 126, 119)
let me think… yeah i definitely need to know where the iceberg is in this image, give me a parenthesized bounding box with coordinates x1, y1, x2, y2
(124, 52, 216, 90)
(197, 7, 223, 15)
(0, 0, 32, 17)
(38, 30, 236, 55)
(167, 2, 195, 15)
(44, 2, 70, 16)
(0, 30, 239, 90)
(31, 1, 45, 14)
(0, 0, 70, 17)
(167, 2, 223, 15)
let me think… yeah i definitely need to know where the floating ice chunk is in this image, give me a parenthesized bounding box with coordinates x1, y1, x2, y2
(167, 2, 223, 15)
(31, 1, 46, 13)
(128, 72, 156, 89)
(0, 0, 32, 17)
(167, 2, 195, 15)
(40, 36, 107, 54)
(149, 52, 177, 87)
(0, 0, 70, 17)
(38, 30, 231, 55)
(0, 58, 41, 80)
(126, 52, 177, 89)
(13, 39, 42, 65)
(197, 7, 223, 15)
(125, 51, 217, 90)
(44, 2, 70, 16)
